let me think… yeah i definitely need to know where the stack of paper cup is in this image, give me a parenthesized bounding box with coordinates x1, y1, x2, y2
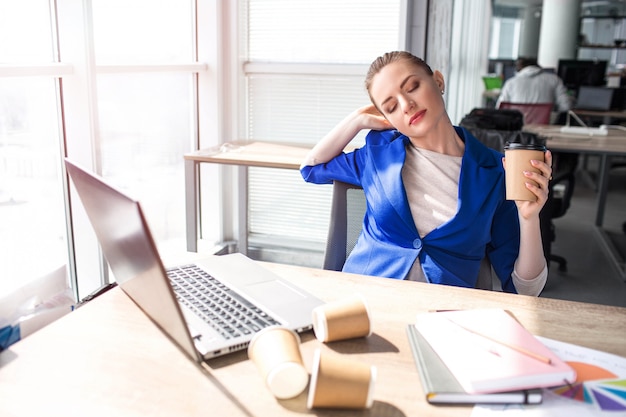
(248, 295, 377, 408)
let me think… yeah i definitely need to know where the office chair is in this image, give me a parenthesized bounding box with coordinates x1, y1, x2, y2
(498, 102, 553, 125)
(323, 181, 367, 271)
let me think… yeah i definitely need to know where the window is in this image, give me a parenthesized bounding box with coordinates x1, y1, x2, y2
(91, 0, 197, 254)
(489, 17, 521, 59)
(0, 0, 217, 302)
(241, 0, 403, 265)
(0, 1, 65, 297)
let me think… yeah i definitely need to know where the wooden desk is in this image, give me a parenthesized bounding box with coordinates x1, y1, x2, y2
(184, 142, 310, 253)
(1, 261, 625, 417)
(524, 124, 626, 280)
(525, 124, 626, 156)
(572, 109, 626, 123)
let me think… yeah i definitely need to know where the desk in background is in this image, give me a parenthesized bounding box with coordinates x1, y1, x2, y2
(572, 109, 626, 123)
(1, 261, 625, 417)
(184, 142, 310, 253)
(524, 124, 626, 280)
(569, 109, 626, 189)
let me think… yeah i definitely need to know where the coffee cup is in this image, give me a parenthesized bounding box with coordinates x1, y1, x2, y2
(247, 326, 309, 399)
(504, 142, 547, 201)
(312, 294, 372, 343)
(307, 349, 376, 409)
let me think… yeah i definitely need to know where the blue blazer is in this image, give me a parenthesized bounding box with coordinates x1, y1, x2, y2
(301, 127, 519, 293)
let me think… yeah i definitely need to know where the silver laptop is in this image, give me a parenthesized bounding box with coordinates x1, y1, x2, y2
(65, 159, 324, 361)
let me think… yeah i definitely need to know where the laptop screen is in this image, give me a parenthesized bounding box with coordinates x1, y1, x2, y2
(65, 159, 200, 361)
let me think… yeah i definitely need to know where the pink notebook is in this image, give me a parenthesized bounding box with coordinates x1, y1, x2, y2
(414, 309, 576, 394)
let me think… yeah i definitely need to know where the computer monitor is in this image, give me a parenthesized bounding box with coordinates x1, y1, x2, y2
(557, 59, 607, 90)
(488, 59, 517, 82)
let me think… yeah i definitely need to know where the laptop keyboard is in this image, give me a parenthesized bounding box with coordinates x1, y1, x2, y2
(168, 264, 280, 340)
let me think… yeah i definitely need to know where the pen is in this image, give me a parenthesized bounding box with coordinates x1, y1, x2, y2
(445, 317, 553, 365)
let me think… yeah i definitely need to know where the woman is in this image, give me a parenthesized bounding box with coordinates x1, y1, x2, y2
(300, 51, 551, 296)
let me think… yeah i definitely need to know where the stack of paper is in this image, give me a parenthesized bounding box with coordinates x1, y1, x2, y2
(407, 309, 577, 405)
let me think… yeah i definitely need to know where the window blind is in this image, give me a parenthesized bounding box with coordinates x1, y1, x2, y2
(246, 0, 401, 63)
(242, 0, 401, 266)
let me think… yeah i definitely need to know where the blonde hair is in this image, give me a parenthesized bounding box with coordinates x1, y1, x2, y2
(364, 51, 434, 104)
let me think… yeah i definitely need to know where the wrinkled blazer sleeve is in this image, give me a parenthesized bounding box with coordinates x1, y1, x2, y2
(300, 129, 402, 186)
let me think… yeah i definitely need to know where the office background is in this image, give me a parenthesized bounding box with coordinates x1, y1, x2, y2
(1, 0, 625, 309)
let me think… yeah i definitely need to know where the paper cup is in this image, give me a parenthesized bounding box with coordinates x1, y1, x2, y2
(312, 294, 372, 343)
(504, 142, 547, 201)
(247, 326, 308, 399)
(307, 349, 376, 409)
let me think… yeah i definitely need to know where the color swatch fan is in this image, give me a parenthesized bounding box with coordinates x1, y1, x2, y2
(552, 362, 626, 411)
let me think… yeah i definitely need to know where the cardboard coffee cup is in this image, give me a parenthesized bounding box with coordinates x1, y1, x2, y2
(247, 326, 309, 399)
(504, 142, 547, 201)
(312, 294, 372, 343)
(307, 349, 376, 409)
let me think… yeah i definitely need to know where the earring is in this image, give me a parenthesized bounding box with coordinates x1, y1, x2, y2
(441, 90, 445, 95)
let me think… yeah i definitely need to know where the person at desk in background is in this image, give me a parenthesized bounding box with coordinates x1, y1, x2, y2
(300, 51, 552, 296)
(496, 56, 573, 114)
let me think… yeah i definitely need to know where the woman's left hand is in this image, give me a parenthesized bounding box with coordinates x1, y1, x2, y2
(503, 150, 553, 219)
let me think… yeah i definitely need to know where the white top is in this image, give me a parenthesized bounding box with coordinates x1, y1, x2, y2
(402, 144, 461, 238)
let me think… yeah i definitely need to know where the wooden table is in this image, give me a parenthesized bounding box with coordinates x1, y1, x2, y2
(1, 261, 625, 417)
(184, 142, 310, 253)
(525, 123, 626, 159)
(572, 109, 626, 124)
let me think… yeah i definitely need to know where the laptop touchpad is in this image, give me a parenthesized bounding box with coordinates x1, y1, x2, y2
(245, 280, 307, 304)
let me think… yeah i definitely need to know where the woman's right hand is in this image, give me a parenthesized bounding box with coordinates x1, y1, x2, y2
(355, 105, 393, 131)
